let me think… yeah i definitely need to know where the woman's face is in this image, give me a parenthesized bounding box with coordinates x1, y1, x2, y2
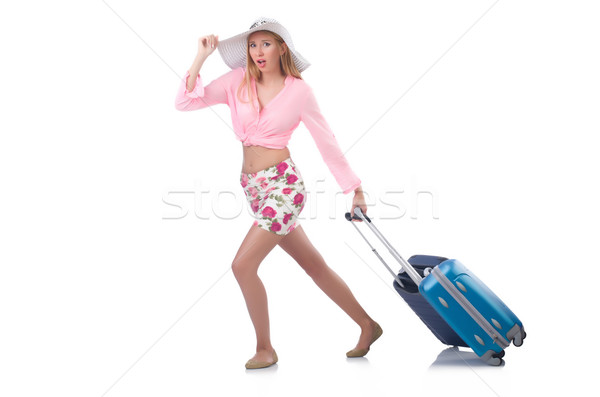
(248, 31, 286, 73)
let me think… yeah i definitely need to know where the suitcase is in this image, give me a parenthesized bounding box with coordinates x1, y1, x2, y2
(393, 255, 469, 348)
(346, 207, 526, 366)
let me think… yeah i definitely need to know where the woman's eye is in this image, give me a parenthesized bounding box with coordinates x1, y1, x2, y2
(249, 42, 270, 48)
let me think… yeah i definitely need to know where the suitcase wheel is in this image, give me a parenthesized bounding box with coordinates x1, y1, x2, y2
(484, 350, 505, 366)
(486, 356, 504, 366)
(513, 329, 526, 347)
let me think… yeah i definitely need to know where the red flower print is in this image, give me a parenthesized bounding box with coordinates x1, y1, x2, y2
(251, 199, 260, 213)
(255, 176, 266, 184)
(261, 206, 277, 218)
(282, 187, 292, 195)
(283, 213, 293, 224)
(287, 222, 296, 233)
(270, 221, 282, 232)
(270, 173, 284, 181)
(276, 162, 289, 174)
(293, 193, 304, 205)
(248, 186, 259, 198)
(253, 220, 258, 226)
(241, 173, 249, 188)
(286, 174, 298, 184)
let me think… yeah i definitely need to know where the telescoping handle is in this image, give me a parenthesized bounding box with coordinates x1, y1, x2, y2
(345, 207, 423, 286)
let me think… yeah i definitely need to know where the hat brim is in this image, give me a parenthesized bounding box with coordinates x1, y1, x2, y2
(217, 22, 310, 73)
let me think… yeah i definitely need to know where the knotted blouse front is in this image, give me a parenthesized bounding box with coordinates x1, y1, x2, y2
(174, 67, 361, 194)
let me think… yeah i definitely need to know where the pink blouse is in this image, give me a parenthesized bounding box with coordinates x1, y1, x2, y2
(174, 67, 361, 194)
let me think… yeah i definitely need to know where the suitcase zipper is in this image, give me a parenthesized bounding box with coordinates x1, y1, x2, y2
(431, 267, 510, 349)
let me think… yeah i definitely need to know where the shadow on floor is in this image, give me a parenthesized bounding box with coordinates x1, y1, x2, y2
(429, 346, 505, 368)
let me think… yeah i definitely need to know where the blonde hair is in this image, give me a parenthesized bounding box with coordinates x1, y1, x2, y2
(236, 30, 303, 110)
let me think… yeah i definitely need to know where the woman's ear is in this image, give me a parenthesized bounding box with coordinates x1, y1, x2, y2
(280, 42, 288, 56)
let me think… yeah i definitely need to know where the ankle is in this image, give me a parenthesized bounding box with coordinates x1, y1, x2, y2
(256, 345, 275, 353)
(359, 318, 376, 330)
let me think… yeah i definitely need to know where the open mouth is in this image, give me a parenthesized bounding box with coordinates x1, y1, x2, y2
(257, 59, 266, 66)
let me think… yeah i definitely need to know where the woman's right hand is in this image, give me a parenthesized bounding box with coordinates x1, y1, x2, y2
(197, 34, 219, 58)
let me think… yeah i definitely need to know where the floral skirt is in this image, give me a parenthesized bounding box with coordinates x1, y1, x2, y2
(240, 157, 306, 236)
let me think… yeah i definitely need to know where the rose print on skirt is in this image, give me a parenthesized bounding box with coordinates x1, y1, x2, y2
(240, 157, 306, 236)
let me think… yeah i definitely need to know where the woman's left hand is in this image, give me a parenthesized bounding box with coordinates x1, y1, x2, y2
(350, 189, 367, 222)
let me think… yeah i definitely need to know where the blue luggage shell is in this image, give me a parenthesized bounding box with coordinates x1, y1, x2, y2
(345, 207, 525, 366)
(393, 255, 468, 348)
(419, 259, 524, 361)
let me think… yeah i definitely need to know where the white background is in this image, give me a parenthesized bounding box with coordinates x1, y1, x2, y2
(1, 1, 598, 396)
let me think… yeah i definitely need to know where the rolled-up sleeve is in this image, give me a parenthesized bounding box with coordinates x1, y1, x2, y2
(301, 86, 362, 194)
(174, 70, 228, 111)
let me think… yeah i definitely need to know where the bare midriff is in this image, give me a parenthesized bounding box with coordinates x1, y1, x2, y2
(241, 144, 291, 174)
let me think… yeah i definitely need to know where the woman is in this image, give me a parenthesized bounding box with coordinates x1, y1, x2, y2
(175, 17, 382, 369)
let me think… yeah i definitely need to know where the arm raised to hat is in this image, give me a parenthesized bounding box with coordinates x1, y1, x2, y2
(186, 53, 208, 93)
(175, 35, 227, 111)
(175, 69, 228, 111)
(187, 35, 219, 91)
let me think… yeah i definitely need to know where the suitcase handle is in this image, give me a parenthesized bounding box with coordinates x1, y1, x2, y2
(345, 210, 372, 223)
(345, 207, 423, 286)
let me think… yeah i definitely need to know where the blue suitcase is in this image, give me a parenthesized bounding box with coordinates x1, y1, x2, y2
(393, 255, 469, 348)
(346, 208, 526, 366)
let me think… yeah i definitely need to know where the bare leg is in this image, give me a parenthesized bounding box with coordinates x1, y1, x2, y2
(278, 225, 380, 352)
(231, 223, 285, 364)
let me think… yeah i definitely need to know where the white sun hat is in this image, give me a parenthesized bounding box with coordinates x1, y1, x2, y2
(217, 17, 311, 73)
